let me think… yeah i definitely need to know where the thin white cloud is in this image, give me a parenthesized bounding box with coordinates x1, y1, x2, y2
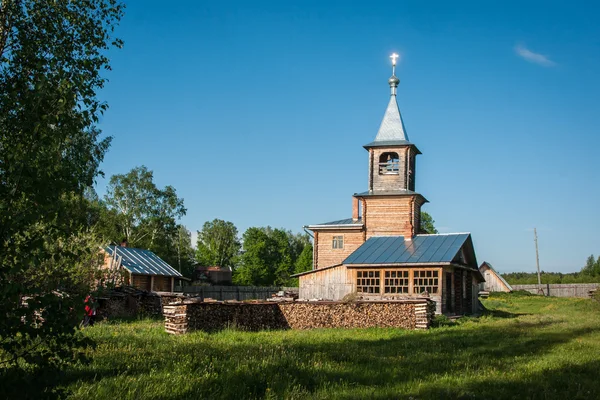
(514, 44, 556, 67)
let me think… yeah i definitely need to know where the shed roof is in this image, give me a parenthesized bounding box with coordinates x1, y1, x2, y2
(343, 233, 475, 267)
(105, 246, 182, 278)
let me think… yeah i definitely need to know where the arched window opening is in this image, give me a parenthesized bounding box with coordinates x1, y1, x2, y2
(378, 152, 400, 175)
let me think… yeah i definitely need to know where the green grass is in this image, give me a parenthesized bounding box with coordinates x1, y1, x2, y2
(36, 294, 600, 398)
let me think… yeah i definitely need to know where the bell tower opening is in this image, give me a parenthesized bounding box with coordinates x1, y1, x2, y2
(378, 152, 400, 175)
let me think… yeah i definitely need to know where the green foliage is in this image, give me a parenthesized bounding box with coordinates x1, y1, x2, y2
(101, 166, 190, 271)
(503, 254, 600, 285)
(420, 211, 438, 234)
(172, 225, 195, 278)
(32, 294, 600, 399)
(195, 219, 240, 269)
(581, 254, 600, 277)
(234, 227, 311, 286)
(0, 0, 123, 394)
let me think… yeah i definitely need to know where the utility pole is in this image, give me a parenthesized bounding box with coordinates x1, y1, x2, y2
(534, 228, 543, 294)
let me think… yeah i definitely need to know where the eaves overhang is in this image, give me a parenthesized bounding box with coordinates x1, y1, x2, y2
(291, 263, 343, 278)
(306, 224, 364, 231)
(363, 141, 422, 154)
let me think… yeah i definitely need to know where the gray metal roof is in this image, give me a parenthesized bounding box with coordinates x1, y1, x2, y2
(362, 140, 420, 152)
(105, 246, 183, 277)
(374, 94, 409, 143)
(354, 190, 429, 203)
(313, 218, 363, 226)
(355, 189, 417, 196)
(343, 234, 471, 265)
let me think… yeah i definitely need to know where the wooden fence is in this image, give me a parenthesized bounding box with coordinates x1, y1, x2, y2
(511, 283, 599, 298)
(173, 285, 299, 301)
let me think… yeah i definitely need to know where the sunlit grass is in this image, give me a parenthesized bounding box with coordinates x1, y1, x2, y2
(55, 293, 600, 399)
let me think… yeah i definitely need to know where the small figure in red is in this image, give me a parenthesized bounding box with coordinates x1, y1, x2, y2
(83, 295, 96, 327)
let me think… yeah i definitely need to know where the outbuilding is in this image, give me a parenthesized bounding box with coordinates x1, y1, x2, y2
(101, 245, 184, 292)
(479, 262, 513, 292)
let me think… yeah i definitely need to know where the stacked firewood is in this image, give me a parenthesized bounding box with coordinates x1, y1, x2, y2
(279, 301, 418, 330)
(164, 299, 437, 334)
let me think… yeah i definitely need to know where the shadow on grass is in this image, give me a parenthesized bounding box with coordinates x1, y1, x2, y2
(483, 308, 530, 319)
(8, 308, 600, 399)
(59, 319, 597, 400)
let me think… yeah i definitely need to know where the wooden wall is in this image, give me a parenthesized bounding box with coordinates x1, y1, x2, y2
(363, 196, 424, 238)
(300, 265, 447, 314)
(154, 276, 172, 292)
(480, 265, 512, 292)
(131, 274, 151, 291)
(299, 264, 353, 300)
(368, 146, 416, 192)
(314, 230, 365, 269)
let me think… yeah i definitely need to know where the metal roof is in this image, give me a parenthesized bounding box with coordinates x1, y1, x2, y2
(343, 234, 471, 265)
(105, 246, 183, 277)
(313, 218, 363, 226)
(355, 189, 417, 197)
(362, 140, 421, 152)
(373, 92, 409, 143)
(354, 190, 429, 203)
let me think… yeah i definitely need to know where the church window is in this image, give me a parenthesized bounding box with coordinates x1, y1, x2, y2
(378, 152, 400, 175)
(356, 271, 380, 293)
(332, 236, 344, 249)
(413, 270, 439, 294)
(384, 270, 409, 293)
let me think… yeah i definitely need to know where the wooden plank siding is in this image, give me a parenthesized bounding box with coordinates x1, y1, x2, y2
(299, 264, 353, 300)
(480, 264, 512, 292)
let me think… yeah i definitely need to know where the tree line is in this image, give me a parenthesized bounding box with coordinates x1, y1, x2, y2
(502, 255, 600, 285)
(89, 165, 313, 286)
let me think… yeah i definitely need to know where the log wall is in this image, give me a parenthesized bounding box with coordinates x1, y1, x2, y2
(362, 196, 423, 239)
(163, 299, 436, 334)
(314, 230, 365, 269)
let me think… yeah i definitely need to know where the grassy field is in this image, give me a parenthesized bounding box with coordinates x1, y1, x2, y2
(23, 293, 600, 399)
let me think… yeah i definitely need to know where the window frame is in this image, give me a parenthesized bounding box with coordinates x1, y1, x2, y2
(332, 235, 344, 249)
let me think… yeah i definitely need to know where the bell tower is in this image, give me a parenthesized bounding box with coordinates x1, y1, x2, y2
(355, 53, 427, 239)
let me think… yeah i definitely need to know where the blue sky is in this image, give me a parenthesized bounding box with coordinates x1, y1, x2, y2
(95, 1, 600, 273)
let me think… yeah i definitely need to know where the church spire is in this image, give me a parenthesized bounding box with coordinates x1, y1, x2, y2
(373, 53, 409, 143)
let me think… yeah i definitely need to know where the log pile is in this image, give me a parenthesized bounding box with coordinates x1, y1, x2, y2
(97, 286, 184, 319)
(279, 301, 418, 330)
(164, 299, 436, 334)
(164, 304, 189, 334)
(185, 302, 288, 332)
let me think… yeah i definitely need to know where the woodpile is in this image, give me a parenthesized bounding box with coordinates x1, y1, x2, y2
(97, 286, 186, 319)
(164, 299, 436, 334)
(279, 301, 418, 330)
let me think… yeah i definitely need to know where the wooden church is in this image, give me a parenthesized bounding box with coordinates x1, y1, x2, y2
(293, 55, 483, 315)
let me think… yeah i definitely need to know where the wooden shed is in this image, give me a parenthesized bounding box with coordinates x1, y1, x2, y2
(102, 245, 184, 292)
(479, 262, 512, 292)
